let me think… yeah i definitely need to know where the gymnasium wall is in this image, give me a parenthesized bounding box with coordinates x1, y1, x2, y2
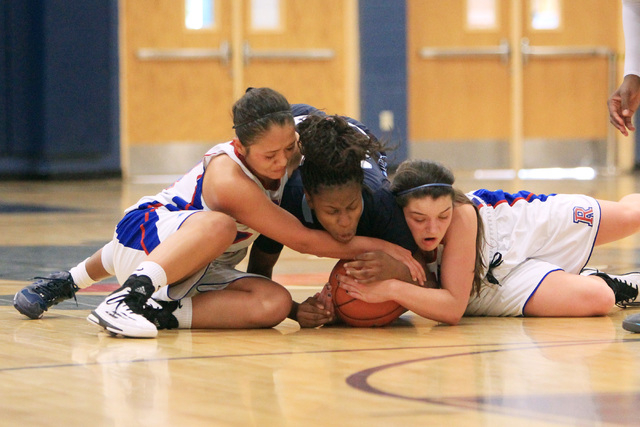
(0, 1, 411, 178)
(0, 0, 120, 178)
(359, 0, 408, 167)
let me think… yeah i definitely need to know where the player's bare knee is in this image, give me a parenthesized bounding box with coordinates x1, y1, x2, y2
(620, 195, 640, 226)
(199, 212, 236, 244)
(254, 287, 292, 327)
(585, 285, 616, 315)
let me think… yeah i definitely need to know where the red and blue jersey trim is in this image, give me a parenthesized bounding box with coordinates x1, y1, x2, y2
(470, 189, 556, 209)
(115, 202, 164, 255)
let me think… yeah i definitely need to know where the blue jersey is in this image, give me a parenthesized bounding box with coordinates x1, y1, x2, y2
(252, 106, 416, 254)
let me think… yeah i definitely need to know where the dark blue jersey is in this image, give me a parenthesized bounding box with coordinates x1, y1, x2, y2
(253, 105, 416, 254)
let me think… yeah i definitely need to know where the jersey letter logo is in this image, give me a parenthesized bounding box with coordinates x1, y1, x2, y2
(573, 206, 594, 227)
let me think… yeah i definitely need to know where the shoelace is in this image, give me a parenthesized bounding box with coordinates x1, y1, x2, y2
(614, 279, 640, 308)
(107, 288, 148, 314)
(32, 276, 79, 306)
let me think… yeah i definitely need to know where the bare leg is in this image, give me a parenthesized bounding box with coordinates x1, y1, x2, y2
(523, 270, 615, 317)
(191, 278, 292, 328)
(595, 195, 640, 245)
(85, 248, 111, 281)
(146, 211, 237, 284)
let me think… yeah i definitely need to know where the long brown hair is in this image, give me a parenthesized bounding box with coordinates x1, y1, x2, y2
(392, 159, 485, 296)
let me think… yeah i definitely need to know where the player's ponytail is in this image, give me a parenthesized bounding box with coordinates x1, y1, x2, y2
(232, 87, 293, 147)
(297, 114, 385, 195)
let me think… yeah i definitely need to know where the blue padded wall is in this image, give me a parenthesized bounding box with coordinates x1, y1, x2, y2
(0, 0, 120, 178)
(359, 1, 408, 168)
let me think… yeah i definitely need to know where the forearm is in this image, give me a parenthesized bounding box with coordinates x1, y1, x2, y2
(623, 0, 640, 76)
(247, 246, 280, 278)
(388, 280, 467, 325)
(291, 230, 391, 259)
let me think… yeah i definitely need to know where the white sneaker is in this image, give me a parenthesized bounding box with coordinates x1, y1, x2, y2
(87, 280, 158, 338)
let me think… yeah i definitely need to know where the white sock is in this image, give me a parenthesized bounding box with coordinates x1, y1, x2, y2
(132, 261, 167, 291)
(174, 298, 193, 329)
(151, 285, 170, 301)
(69, 259, 95, 289)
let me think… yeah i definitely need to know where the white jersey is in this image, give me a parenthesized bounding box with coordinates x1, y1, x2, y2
(118, 141, 288, 257)
(462, 189, 600, 316)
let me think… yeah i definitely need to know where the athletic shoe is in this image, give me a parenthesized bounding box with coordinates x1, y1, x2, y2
(87, 275, 158, 338)
(587, 270, 640, 308)
(579, 267, 599, 276)
(14, 271, 79, 319)
(622, 313, 640, 333)
(143, 299, 180, 330)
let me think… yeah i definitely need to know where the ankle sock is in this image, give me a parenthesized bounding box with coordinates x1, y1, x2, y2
(69, 258, 96, 289)
(174, 298, 193, 329)
(132, 261, 167, 291)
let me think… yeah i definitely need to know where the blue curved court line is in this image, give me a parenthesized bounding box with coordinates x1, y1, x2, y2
(346, 339, 640, 424)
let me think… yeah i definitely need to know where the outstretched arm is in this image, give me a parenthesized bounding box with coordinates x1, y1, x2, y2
(337, 204, 477, 325)
(205, 159, 426, 284)
(609, 0, 640, 135)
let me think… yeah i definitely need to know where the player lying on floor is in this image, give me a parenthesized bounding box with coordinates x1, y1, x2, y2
(13, 89, 423, 338)
(335, 159, 640, 325)
(247, 111, 439, 327)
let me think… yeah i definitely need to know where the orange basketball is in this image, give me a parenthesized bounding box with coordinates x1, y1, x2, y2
(329, 259, 406, 327)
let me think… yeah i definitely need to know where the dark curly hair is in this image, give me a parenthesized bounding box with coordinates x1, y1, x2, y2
(297, 114, 384, 195)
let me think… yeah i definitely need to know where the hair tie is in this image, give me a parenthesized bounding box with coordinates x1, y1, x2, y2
(395, 183, 453, 197)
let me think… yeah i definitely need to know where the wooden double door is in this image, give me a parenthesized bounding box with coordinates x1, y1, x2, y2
(121, 0, 358, 174)
(122, 1, 622, 174)
(408, 0, 620, 170)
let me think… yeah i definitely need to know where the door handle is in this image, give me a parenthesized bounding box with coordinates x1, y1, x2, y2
(419, 39, 510, 64)
(136, 40, 232, 65)
(242, 41, 334, 65)
(520, 38, 613, 64)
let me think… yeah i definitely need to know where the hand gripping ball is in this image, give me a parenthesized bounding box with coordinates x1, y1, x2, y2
(329, 259, 405, 327)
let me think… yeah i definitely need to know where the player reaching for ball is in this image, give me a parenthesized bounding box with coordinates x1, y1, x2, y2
(13, 89, 423, 338)
(338, 159, 640, 324)
(247, 111, 437, 327)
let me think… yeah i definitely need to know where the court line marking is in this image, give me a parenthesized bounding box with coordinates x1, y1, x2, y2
(2, 337, 638, 373)
(346, 339, 640, 423)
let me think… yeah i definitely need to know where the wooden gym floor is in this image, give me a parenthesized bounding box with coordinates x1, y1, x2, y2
(3, 171, 640, 426)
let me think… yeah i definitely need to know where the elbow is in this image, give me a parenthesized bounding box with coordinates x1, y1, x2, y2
(445, 315, 462, 326)
(440, 311, 464, 326)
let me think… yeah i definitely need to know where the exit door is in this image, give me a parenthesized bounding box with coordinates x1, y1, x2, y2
(121, 0, 358, 175)
(408, 0, 619, 172)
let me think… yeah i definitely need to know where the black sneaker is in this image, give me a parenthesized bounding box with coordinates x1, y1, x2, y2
(143, 299, 180, 330)
(588, 270, 640, 308)
(14, 271, 79, 319)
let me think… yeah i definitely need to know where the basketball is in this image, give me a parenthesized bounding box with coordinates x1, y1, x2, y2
(329, 259, 406, 327)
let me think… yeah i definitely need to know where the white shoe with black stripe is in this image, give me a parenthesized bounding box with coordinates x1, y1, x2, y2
(87, 276, 158, 338)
